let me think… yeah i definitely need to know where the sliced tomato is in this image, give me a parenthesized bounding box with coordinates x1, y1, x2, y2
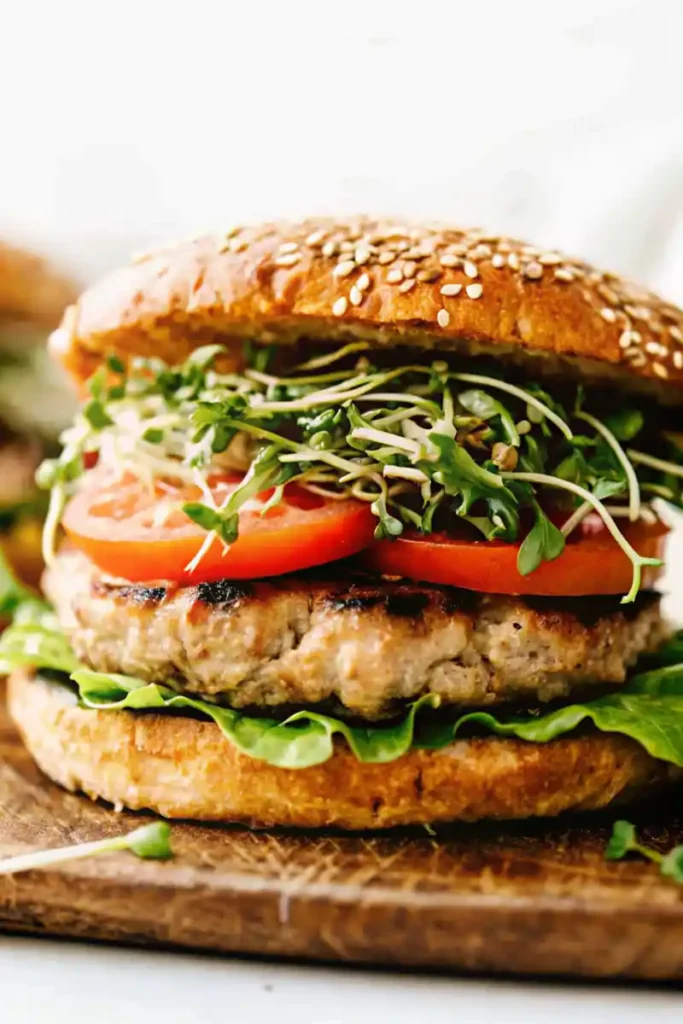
(62, 471, 376, 584)
(364, 515, 669, 596)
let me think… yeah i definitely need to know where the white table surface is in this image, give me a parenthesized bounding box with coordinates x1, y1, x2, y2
(0, 936, 681, 1023)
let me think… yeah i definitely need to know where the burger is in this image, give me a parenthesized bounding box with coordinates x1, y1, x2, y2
(2, 217, 683, 830)
(0, 241, 77, 589)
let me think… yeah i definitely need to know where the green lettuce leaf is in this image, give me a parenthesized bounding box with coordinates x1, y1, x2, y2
(71, 666, 437, 769)
(4, 618, 683, 770)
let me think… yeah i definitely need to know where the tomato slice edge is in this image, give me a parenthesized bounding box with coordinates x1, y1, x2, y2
(363, 519, 669, 597)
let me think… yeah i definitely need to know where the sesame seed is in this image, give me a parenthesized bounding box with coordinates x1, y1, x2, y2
(279, 241, 299, 254)
(403, 248, 427, 261)
(674, 351, 683, 370)
(471, 243, 492, 260)
(332, 297, 348, 316)
(349, 286, 363, 306)
(653, 362, 669, 378)
(539, 253, 563, 265)
(356, 273, 371, 291)
(440, 283, 462, 297)
(626, 305, 650, 322)
(275, 252, 300, 267)
(322, 241, 337, 258)
(355, 246, 370, 265)
(378, 251, 396, 265)
(554, 268, 574, 282)
(340, 240, 354, 253)
(507, 253, 520, 270)
(417, 268, 441, 283)
(437, 308, 451, 328)
(464, 260, 479, 278)
(440, 254, 460, 268)
(645, 341, 662, 355)
(598, 284, 620, 305)
(306, 230, 326, 247)
(522, 261, 543, 280)
(334, 260, 356, 278)
(402, 260, 417, 278)
(466, 283, 484, 299)
(451, 243, 468, 256)
(601, 307, 617, 323)
(387, 268, 403, 284)
(619, 330, 640, 349)
(399, 278, 416, 293)
(670, 326, 683, 343)
(491, 253, 505, 268)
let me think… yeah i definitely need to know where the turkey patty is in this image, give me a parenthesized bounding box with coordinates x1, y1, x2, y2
(44, 548, 667, 720)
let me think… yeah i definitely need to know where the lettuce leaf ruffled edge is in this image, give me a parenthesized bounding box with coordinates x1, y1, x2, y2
(3, 612, 683, 770)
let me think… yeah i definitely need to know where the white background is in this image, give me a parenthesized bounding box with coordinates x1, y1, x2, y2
(2, 0, 683, 297)
(2, 1, 683, 1019)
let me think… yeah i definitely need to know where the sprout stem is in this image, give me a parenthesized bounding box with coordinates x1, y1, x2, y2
(449, 373, 573, 439)
(575, 409, 640, 521)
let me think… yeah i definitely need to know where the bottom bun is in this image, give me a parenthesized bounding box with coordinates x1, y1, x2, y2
(8, 671, 681, 830)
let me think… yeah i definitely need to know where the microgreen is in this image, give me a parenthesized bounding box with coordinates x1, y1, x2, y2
(421, 433, 514, 515)
(605, 820, 683, 886)
(458, 388, 520, 446)
(371, 487, 404, 540)
(517, 502, 565, 576)
(33, 340, 683, 597)
(0, 822, 173, 876)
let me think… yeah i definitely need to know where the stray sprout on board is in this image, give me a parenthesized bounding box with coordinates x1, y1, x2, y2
(0, 822, 173, 876)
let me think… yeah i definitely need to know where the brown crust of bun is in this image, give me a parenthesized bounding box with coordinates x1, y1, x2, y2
(51, 217, 683, 398)
(0, 241, 77, 329)
(9, 671, 680, 829)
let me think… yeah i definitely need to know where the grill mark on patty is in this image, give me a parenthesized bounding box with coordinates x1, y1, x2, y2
(93, 581, 168, 606)
(194, 579, 253, 607)
(326, 589, 432, 617)
(323, 580, 481, 618)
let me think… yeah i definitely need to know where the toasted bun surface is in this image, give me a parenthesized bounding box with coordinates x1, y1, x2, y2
(51, 217, 683, 399)
(9, 672, 680, 829)
(0, 241, 77, 331)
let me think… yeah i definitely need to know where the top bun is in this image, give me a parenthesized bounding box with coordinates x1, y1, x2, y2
(50, 217, 683, 400)
(0, 241, 77, 333)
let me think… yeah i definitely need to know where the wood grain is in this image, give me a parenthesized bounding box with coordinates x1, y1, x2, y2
(1, 686, 683, 980)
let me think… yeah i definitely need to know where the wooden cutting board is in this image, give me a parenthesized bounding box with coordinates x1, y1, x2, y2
(2, 687, 683, 982)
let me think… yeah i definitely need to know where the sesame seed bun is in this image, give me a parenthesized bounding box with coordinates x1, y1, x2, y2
(8, 671, 681, 829)
(0, 241, 77, 336)
(50, 218, 683, 399)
